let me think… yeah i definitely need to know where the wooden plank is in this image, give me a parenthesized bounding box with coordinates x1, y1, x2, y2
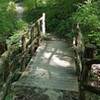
(13, 40, 79, 92)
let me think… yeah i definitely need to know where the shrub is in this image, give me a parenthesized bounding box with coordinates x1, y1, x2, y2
(0, 1, 17, 42)
(6, 32, 21, 49)
(71, 0, 100, 45)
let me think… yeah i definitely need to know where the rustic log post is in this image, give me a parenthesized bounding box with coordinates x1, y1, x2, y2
(38, 20, 41, 33)
(21, 35, 26, 51)
(73, 23, 86, 100)
(79, 85, 86, 100)
(42, 13, 46, 36)
(73, 23, 84, 76)
(0, 69, 20, 100)
(0, 51, 10, 82)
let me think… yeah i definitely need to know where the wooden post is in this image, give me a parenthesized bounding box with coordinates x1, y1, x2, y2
(21, 35, 26, 51)
(42, 13, 46, 36)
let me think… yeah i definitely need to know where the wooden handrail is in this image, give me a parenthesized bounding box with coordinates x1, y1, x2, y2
(73, 23, 84, 76)
(0, 13, 46, 81)
(73, 23, 100, 100)
(21, 13, 46, 51)
(0, 13, 46, 100)
(14, 12, 46, 71)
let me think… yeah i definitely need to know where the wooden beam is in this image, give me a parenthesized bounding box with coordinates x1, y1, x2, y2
(42, 13, 46, 36)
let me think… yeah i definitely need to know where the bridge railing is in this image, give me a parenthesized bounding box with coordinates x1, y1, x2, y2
(73, 23, 100, 100)
(21, 13, 46, 51)
(0, 13, 46, 100)
(0, 13, 46, 81)
(73, 23, 84, 76)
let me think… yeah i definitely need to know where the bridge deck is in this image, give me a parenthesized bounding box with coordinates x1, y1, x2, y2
(13, 39, 79, 92)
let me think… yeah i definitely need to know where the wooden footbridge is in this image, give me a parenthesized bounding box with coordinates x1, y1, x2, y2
(11, 13, 79, 92)
(0, 13, 100, 100)
(13, 38, 79, 92)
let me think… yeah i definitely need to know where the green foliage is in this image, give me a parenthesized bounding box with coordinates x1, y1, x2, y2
(16, 19, 28, 30)
(23, 0, 54, 9)
(0, 1, 17, 42)
(5, 95, 13, 100)
(55, 19, 71, 37)
(23, 0, 38, 10)
(23, 0, 79, 38)
(72, 0, 100, 32)
(45, 0, 80, 38)
(72, 0, 100, 45)
(0, 1, 27, 49)
(6, 32, 21, 48)
(7, 1, 16, 13)
(6, 19, 28, 48)
(24, 8, 45, 23)
(88, 31, 100, 44)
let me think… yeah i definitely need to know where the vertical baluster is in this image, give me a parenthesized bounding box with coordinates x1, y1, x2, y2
(42, 13, 46, 36)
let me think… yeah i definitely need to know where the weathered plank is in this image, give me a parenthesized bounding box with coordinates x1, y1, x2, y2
(13, 40, 79, 92)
